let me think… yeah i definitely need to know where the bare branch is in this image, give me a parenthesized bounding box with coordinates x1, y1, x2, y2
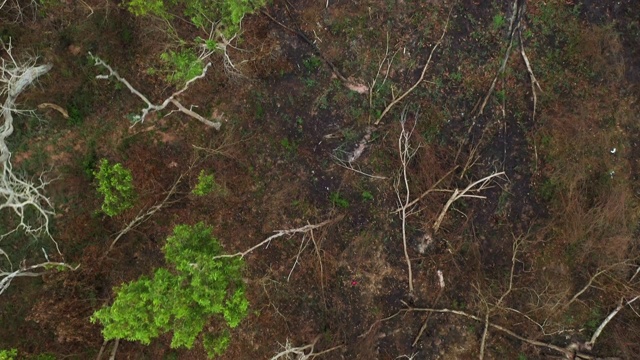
(471, 0, 524, 118)
(587, 296, 640, 350)
(212, 218, 338, 260)
(374, 9, 452, 125)
(0, 261, 78, 295)
(89, 53, 223, 129)
(518, 30, 542, 121)
(432, 172, 506, 233)
(402, 304, 595, 359)
(396, 109, 419, 293)
(106, 167, 191, 254)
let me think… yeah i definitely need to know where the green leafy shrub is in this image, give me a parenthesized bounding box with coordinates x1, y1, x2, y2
(160, 49, 203, 86)
(0, 349, 17, 360)
(94, 159, 136, 216)
(91, 223, 248, 355)
(192, 170, 217, 196)
(126, 0, 267, 36)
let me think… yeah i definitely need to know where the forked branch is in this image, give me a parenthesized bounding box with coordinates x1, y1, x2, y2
(89, 53, 223, 129)
(432, 172, 506, 233)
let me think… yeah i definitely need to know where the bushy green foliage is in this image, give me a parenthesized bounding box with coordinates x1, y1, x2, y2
(94, 159, 136, 216)
(160, 49, 204, 86)
(203, 331, 231, 358)
(192, 170, 217, 196)
(0, 349, 17, 360)
(126, 0, 267, 36)
(91, 223, 248, 355)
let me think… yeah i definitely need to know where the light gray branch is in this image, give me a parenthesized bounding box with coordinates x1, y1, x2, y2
(89, 53, 222, 129)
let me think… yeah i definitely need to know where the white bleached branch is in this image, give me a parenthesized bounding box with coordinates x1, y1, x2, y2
(89, 53, 223, 129)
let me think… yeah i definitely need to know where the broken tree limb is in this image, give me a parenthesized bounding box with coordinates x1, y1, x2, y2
(392, 166, 458, 215)
(212, 218, 339, 260)
(106, 169, 188, 254)
(261, 10, 367, 94)
(269, 336, 343, 360)
(518, 30, 542, 122)
(401, 303, 601, 360)
(0, 261, 78, 296)
(587, 296, 640, 350)
(89, 53, 223, 129)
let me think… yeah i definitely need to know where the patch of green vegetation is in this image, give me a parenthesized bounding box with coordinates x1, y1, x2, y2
(361, 190, 374, 202)
(451, 299, 466, 310)
(450, 71, 463, 82)
(192, 170, 218, 196)
(496, 190, 510, 216)
(127, 0, 267, 37)
(31, 354, 56, 360)
(303, 77, 318, 88)
(330, 192, 349, 208)
(491, 13, 505, 31)
(94, 159, 136, 216)
(303, 56, 322, 72)
(421, 122, 441, 144)
(280, 138, 297, 153)
(0, 349, 17, 360)
(81, 139, 98, 179)
(91, 223, 248, 356)
(160, 49, 203, 86)
(585, 307, 602, 332)
(67, 83, 94, 126)
(203, 331, 231, 358)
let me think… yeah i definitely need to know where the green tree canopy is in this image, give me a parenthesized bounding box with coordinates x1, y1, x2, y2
(91, 223, 248, 354)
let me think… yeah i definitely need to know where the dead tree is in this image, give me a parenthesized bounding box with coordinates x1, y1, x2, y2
(0, 40, 75, 293)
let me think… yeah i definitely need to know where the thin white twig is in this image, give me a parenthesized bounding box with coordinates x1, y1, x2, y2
(212, 219, 337, 259)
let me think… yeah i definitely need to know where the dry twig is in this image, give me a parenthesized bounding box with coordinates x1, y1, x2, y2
(374, 9, 452, 125)
(432, 172, 506, 234)
(396, 109, 420, 292)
